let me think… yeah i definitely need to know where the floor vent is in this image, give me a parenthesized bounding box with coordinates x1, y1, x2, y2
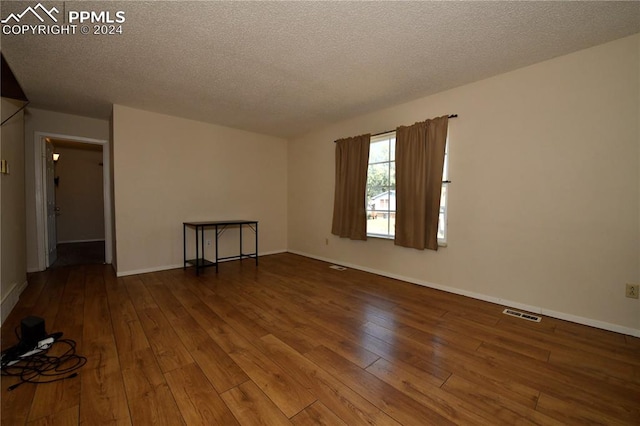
(329, 265, 347, 271)
(502, 308, 541, 322)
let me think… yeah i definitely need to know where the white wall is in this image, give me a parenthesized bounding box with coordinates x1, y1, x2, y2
(24, 108, 109, 271)
(112, 105, 288, 276)
(54, 145, 105, 243)
(1, 98, 27, 324)
(288, 34, 640, 335)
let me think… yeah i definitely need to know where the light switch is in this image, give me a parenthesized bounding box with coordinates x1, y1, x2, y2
(0, 160, 8, 174)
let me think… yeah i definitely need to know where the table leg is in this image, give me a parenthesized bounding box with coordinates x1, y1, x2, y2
(240, 224, 243, 261)
(183, 224, 186, 270)
(201, 226, 205, 276)
(195, 225, 200, 276)
(215, 225, 219, 273)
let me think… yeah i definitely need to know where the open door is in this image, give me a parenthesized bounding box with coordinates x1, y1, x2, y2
(45, 140, 57, 266)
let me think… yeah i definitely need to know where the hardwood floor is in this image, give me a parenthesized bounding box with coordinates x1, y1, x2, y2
(50, 241, 105, 268)
(1, 253, 638, 425)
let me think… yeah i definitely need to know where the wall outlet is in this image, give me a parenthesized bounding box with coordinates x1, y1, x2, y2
(626, 284, 639, 299)
(206, 240, 212, 247)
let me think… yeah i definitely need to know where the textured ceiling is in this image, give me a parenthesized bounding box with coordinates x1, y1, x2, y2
(2, 1, 639, 138)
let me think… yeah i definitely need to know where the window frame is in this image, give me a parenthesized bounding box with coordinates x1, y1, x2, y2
(366, 132, 396, 239)
(365, 131, 450, 246)
(438, 135, 450, 246)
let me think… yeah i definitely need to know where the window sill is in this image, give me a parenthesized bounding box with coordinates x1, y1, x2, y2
(367, 233, 394, 240)
(367, 234, 448, 247)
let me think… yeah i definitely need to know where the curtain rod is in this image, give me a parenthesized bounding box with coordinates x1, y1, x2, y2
(335, 114, 457, 142)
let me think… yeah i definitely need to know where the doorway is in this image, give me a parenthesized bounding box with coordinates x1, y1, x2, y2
(34, 132, 112, 270)
(49, 139, 105, 267)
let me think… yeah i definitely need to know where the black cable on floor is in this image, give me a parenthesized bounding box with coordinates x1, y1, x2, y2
(1, 338, 87, 391)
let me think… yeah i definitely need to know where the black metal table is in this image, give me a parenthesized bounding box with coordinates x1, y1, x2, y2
(183, 220, 258, 275)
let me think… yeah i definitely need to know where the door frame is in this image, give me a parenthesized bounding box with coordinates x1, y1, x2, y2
(34, 132, 112, 270)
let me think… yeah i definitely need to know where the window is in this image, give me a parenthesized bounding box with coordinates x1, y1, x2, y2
(438, 134, 450, 244)
(366, 132, 396, 238)
(365, 132, 450, 244)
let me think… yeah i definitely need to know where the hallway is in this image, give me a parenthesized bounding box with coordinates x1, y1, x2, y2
(49, 241, 104, 268)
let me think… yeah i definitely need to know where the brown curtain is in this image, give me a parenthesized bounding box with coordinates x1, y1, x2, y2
(331, 134, 371, 240)
(395, 116, 449, 250)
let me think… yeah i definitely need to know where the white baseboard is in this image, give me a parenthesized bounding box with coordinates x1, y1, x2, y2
(117, 263, 183, 277)
(257, 250, 288, 257)
(288, 250, 640, 338)
(116, 250, 287, 277)
(0, 280, 28, 325)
